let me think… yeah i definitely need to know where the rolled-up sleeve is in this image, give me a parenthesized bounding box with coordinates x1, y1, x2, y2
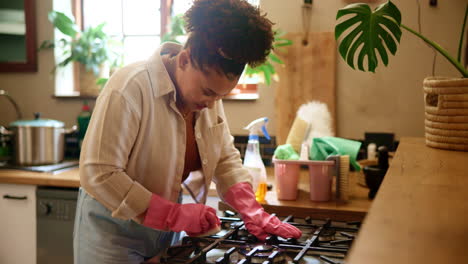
(79, 89, 152, 222)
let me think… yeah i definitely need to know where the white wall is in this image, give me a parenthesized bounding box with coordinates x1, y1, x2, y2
(226, 0, 466, 139)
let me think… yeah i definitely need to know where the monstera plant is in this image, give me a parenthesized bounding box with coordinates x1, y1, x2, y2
(335, 0, 467, 77)
(335, 0, 468, 152)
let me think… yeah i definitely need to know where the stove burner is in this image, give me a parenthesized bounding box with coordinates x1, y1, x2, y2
(319, 229, 336, 242)
(239, 245, 286, 264)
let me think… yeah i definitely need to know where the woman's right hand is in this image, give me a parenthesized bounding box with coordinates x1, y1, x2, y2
(143, 194, 220, 236)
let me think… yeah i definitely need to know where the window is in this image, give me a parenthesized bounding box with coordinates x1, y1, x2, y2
(54, 0, 170, 96)
(54, 0, 260, 99)
(172, 0, 192, 15)
(83, 0, 162, 65)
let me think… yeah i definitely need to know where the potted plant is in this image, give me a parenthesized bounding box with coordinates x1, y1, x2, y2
(335, 0, 468, 151)
(243, 29, 292, 86)
(39, 11, 121, 96)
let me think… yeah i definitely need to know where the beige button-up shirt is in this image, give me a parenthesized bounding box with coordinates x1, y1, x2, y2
(79, 43, 252, 222)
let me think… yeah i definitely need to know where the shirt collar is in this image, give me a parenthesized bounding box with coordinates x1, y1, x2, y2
(146, 42, 183, 99)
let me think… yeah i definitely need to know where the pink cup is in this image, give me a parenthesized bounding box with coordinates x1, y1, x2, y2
(308, 162, 333, 201)
(273, 162, 300, 200)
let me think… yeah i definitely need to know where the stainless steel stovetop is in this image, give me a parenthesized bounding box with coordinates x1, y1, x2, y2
(0, 160, 79, 173)
(159, 214, 361, 264)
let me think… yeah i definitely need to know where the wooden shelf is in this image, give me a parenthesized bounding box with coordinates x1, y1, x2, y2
(0, 9, 25, 35)
(0, 22, 25, 35)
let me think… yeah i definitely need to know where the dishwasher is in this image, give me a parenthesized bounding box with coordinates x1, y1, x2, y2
(36, 186, 78, 264)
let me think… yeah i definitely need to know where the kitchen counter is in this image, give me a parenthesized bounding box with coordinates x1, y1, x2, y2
(0, 166, 219, 195)
(346, 137, 468, 264)
(0, 167, 80, 188)
(219, 166, 371, 222)
(0, 161, 372, 222)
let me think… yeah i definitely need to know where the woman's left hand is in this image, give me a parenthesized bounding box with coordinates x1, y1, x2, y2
(223, 182, 302, 240)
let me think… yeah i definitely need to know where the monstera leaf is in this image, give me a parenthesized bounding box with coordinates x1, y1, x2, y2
(335, 1, 402, 73)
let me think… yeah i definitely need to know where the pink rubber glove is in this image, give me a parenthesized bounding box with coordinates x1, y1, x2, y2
(143, 193, 220, 237)
(224, 182, 302, 241)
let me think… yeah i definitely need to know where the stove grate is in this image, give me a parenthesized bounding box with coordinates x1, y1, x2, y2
(160, 215, 361, 264)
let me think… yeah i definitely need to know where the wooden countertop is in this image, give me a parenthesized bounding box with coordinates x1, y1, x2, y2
(346, 137, 468, 264)
(0, 165, 219, 195)
(0, 167, 80, 187)
(219, 166, 372, 222)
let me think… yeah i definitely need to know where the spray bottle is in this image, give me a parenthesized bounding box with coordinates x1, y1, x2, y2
(243, 117, 270, 203)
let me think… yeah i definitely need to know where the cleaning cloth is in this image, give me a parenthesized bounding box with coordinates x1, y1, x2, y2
(310, 137, 362, 171)
(274, 144, 300, 160)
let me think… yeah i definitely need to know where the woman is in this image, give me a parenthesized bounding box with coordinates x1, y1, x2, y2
(74, 0, 301, 263)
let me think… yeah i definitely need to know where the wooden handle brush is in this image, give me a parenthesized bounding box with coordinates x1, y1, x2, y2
(338, 155, 350, 201)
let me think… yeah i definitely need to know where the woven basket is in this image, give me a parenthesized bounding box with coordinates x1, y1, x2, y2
(423, 77, 468, 151)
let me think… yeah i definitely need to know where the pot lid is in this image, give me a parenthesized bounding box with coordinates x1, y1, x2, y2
(9, 113, 64, 128)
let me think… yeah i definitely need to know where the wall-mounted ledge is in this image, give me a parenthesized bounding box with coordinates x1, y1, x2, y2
(53, 95, 97, 100)
(53, 94, 258, 101)
(223, 93, 259, 100)
(53, 83, 260, 101)
(224, 83, 259, 100)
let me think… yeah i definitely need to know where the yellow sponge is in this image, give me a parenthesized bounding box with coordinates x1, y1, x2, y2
(285, 116, 309, 154)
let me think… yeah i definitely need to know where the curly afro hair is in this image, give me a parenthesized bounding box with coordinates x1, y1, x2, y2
(184, 0, 274, 78)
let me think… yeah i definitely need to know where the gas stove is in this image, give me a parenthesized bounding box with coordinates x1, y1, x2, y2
(160, 214, 361, 264)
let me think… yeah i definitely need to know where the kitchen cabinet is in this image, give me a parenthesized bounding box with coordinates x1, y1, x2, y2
(0, 183, 36, 264)
(0, 0, 37, 72)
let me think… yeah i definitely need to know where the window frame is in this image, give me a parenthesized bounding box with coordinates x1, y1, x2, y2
(70, 0, 172, 95)
(62, 0, 259, 100)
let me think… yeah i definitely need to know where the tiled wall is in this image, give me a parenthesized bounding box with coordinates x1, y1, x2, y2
(233, 135, 276, 167)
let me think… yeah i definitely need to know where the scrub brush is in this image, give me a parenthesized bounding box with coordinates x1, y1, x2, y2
(338, 155, 350, 201)
(287, 101, 334, 159)
(285, 116, 309, 154)
(326, 155, 340, 199)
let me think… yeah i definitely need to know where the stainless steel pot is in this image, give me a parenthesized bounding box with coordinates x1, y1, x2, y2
(0, 113, 77, 166)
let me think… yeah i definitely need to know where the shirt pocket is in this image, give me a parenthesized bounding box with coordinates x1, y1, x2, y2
(206, 116, 226, 163)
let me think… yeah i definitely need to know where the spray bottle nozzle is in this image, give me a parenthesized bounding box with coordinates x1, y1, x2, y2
(244, 117, 270, 141)
(261, 126, 270, 140)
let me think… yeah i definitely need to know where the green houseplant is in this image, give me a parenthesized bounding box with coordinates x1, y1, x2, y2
(162, 15, 292, 86)
(243, 29, 293, 86)
(335, 0, 468, 151)
(40, 11, 121, 96)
